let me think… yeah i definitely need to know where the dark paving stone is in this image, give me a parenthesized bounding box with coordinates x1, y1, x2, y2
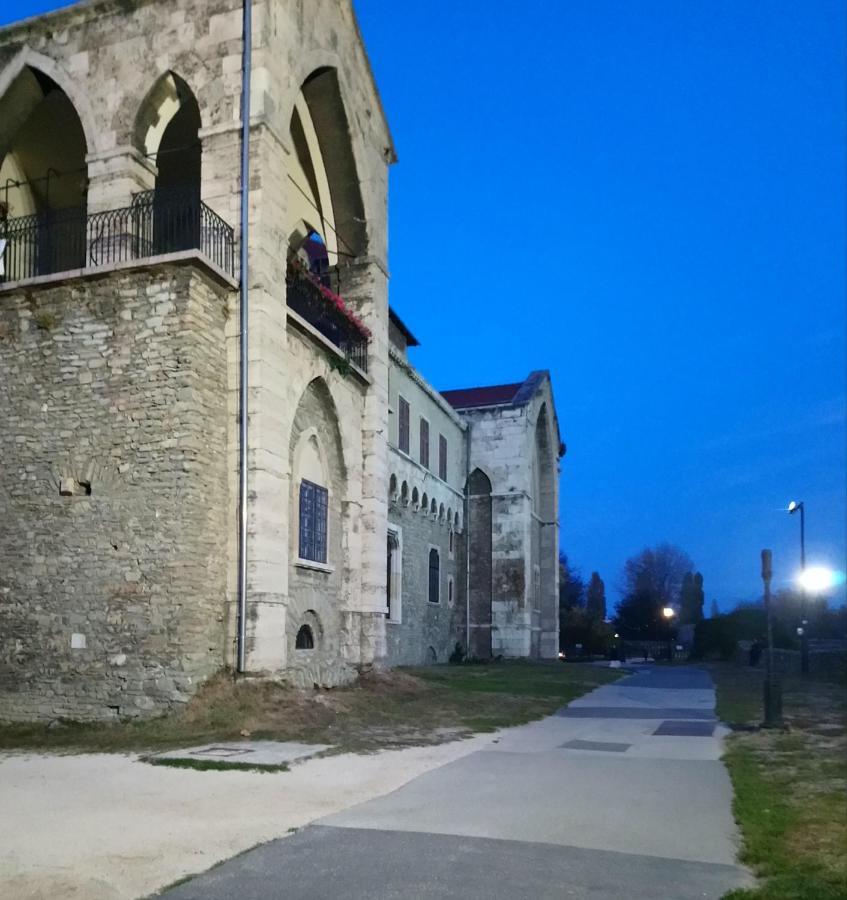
(560, 739, 631, 752)
(557, 707, 716, 720)
(157, 825, 750, 900)
(621, 667, 714, 690)
(654, 720, 717, 737)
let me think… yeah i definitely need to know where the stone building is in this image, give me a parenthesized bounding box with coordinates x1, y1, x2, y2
(0, 0, 564, 721)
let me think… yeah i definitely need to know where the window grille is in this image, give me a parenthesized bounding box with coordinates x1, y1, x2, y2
(299, 479, 328, 563)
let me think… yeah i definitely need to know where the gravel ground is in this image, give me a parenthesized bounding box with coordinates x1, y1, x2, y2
(0, 735, 489, 899)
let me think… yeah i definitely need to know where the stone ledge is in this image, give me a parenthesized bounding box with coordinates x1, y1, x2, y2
(0, 249, 239, 295)
(287, 308, 371, 386)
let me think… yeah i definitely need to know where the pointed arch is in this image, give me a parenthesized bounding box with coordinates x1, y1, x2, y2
(286, 67, 368, 265)
(534, 403, 556, 521)
(134, 72, 201, 195)
(0, 48, 97, 158)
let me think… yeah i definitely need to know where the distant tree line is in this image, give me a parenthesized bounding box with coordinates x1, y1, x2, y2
(558, 556, 610, 655)
(560, 540, 845, 658)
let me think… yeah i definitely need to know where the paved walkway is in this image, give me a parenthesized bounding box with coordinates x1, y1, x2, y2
(161, 665, 753, 899)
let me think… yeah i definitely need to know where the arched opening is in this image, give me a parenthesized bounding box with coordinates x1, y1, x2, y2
(421, 493, 428, 516)
(286, 68, 367, 266)
(534, 404, 556, 521)
(295, 625, 315, 650)
(134, 72, 202, 254)
(467, 468, 493, 659)
(428, 548, 440, 604)
(430, 498, 438, 518)
(411, 487, 420, 510)
(438, 503, 446, 524)
(0, 66, 88, 278)
(400, 481, 410, 506)
(533, 403, 558, 658)
(283, 69, 370, 371)
(389, 473, 398, 503)
(289, 378, 346, 573)
(386, 528, 402, 623)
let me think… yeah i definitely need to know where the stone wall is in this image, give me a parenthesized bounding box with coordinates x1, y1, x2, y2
(0, 260, 233, 721)
(385, 498, 464, 666)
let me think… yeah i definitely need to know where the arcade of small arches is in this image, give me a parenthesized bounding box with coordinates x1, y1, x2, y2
(388, 473, 461, 532)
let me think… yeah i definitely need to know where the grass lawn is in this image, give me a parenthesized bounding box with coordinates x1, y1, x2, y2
(706, 662, 847, 900)
(0, 660, 620, 755)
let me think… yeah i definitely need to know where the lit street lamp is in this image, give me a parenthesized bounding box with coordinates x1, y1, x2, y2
(787, 500, 809, 674)
(662, 606, 676, 661)
(797, 566, 836, 594)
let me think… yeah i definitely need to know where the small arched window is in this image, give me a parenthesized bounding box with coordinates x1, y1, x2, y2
(295, 625, 315, 650)
(428, 547, 440, 604)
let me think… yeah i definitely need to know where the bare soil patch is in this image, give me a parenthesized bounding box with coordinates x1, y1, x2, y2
(0, 661, 621, 755)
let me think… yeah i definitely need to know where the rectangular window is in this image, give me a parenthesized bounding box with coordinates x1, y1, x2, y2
(398, 396, 410, 454)
(439, 434, 447, 481)
(428, 547, 440, 603)
(448, 577, 454, 606)
(420, 417, 430, 468)
(299, 479, 328, 563)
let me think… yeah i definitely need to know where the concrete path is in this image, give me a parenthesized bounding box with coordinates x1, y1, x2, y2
(161, 665, 753, 899)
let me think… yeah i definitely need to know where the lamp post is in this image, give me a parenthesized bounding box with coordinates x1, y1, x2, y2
(761, 549, 782, 727)
(662, 606, 676, 662)
(787, 500, 809, 674)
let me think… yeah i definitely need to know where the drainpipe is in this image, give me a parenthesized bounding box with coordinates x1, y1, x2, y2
(236, 0, 253, 674)
(465, 421, 472, 654)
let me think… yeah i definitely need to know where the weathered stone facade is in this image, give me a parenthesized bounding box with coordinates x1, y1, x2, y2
(0, 0, 563, 721)
(0, 260, 232, 720)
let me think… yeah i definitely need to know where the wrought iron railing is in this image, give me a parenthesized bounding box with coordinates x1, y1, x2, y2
(286, 266, 369, 372)
(0, 188, 236, 283)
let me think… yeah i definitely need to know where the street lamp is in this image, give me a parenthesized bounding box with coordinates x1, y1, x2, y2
(662, 607, 676, 661)
(787, 500, 809, 674)
(797, 565, 836, 594)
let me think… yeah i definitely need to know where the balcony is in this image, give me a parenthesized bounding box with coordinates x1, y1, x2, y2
(286, 260, 370, 372)
(0, 188, 236, 285)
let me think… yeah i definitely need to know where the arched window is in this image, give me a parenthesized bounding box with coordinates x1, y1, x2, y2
(134, 72, 202, 254)
(421, 493, 428, 516)
(400, 481, 410, 506)
(294, 431, 329, 565)
(0, 65, 89, 277)
(430, 498, 438, 518)
(428, 547, 440, 604)
(295, 625, 315, 650)
(389, 473, 398, 503)
(438, 503, 445, 524)
(411, 486, 420, 510)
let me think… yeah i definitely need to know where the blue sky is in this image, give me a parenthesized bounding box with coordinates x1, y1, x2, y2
(3, 0, 845, 608)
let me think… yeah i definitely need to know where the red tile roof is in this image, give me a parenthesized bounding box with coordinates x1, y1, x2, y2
(440, 382, 524, 410)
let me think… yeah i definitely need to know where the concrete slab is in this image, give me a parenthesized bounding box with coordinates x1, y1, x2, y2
(158, 825, 753, 900)
(322, 749, 741, 865)
(152, 740, 331, 768)
(654, 721, 717, 737)
(558, 706, 716, 719)
(560, 739, 631, 752)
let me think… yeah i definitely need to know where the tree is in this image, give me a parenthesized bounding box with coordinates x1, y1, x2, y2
(615, 543, 694, 639)
(620, 543, 694, 611)
(710, 599, 720, 618)
(586, 572, 606, 622)
(559, 554, 585, 612)
(679, 571, 705, 624)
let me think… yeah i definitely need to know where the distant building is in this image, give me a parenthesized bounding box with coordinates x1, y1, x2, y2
(0, 0, 564, 721)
